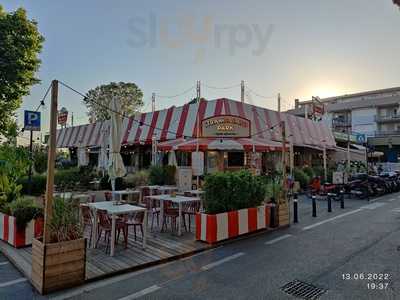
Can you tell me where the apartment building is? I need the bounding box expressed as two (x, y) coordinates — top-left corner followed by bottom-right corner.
(286, 86), (400, 162)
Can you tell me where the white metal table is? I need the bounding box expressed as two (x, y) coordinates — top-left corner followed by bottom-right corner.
(112, 190), (140, 202)
(148, 195), (201, 236)
(138, 185), (160, 202)
(156, 186), (178, 194)
(183, 189), (205, 196)
(86, 201), (147, 256)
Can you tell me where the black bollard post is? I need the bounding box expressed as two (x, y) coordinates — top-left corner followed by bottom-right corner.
(312, 195), (317, 217)
(340, 190), (345, 209)
(327, 194), (332, 212)
(270, 198), (277, 227)
(293, 193), (298, 223)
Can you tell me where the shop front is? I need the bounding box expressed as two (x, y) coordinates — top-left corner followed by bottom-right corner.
(55, 98), (336, 179)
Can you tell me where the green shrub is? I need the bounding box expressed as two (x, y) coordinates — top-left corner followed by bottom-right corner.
(0, 173), (22, 211)
(163, 165), (176, 185)
(5, 198), (43, 230)
(148, 165), (176, 186)
(294, 169), (310, 188)
(149, 166), (164, 185)
(48, 197), (82, 243)
(265, 181), (282, 202)
(33, 150), (47, 174)
(302, 166), (315, 179)
(124, 170), (149, 188)
(18, 175), (47, 196)
(54, 166), (96, 190)
(204, 170), (266, 214)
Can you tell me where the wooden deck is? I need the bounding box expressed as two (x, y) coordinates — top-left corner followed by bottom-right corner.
(0, 222), (211, 281)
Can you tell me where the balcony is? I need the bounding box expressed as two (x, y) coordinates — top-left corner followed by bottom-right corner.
(374, 130), (400, 137)
(374, 115), (400, 123)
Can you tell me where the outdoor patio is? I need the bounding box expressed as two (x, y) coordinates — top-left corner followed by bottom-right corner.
(3, 219), (210, 281)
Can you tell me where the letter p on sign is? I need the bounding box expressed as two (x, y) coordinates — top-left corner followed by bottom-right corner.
(24, 110), (41, 131)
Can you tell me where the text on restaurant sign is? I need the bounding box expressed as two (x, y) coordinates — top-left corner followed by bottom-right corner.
(201, 115), (251, 137)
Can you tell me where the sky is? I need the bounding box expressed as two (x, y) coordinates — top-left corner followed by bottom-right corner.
(2, 0), (400, 142)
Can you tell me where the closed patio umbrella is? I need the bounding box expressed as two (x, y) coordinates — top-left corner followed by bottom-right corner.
(98, 122), (109, 175)
(108, 97), (126, 199)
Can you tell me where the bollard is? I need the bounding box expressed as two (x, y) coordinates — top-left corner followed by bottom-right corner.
(312, 195), (317, 217)
(327, 194), (332, 212)
(270, 201), (277, 227)
(340, 190), (345, 209)
(293, 193), (298, 223)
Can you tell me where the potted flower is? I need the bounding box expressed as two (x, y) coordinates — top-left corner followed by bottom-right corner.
(31, 196), (86, 294)
(0, 197), (43, 247)
(0, 170), (44, 248)
(195, 171), (271, 244)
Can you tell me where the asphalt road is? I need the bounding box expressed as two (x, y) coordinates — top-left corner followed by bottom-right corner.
(0, 252), (45, 300)
(46, 192), (400, 300)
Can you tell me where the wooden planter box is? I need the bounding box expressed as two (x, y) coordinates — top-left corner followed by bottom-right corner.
(31, 238), (86, 294)
(0, 213), (43, 248)
(278, 202), (289, 227)
(195, 205), (270, 244)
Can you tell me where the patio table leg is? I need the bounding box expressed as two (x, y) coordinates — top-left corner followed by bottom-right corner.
(143, 210), (147, 249)
(178, 202), (182, 236)
(160, 200), (164, 232)
(91, 208), (98, 248)
(110, 214), (116, 256)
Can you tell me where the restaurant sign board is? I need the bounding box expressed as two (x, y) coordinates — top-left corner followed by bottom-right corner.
(201, 115), (251, 138)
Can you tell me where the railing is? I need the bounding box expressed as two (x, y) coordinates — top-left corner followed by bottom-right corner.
(374, 115), (400, 122)
(374, 130), (400, 136)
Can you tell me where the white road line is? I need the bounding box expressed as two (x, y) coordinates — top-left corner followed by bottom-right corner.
(117, 285), (161, 300)
(0, 262), (9, 266)
(302, 209), (363, 231)
(265, 234), (293, 245)
(0, 278), (27, 288)
(200, 252), (245, 271)
(360, 202), (386, 210)
(388, 198), (397, 202)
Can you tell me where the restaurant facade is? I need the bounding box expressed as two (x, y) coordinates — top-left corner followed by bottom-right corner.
(56, 98), (336, 183)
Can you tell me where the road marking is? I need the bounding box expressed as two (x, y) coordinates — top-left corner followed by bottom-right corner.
(200, 252), (245, 271)
(265, 234), (293, 245)
(0, 278), (27, 288)
(118, 285), (161, 300)
(392, 208), (400, 212)
(0, 262), (9, 266)
(388, 198), (397, 202)
(49, 261), (177, 300)
(302, 209), (363, 231)
(361, 202), (386, 210)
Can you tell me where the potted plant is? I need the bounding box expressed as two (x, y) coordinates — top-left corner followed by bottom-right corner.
(0, 197), (43, 247)
(31, 196), (86, 294)
(195, 170), (271, 243)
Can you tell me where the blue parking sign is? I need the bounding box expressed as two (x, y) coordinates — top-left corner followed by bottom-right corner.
(24, 110), (41, 131)
(356, 134), (365, 144)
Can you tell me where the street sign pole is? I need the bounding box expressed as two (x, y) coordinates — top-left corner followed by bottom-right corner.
(28, 130), (33, 194)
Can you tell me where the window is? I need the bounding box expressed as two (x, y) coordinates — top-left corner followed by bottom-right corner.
(206, 151), (219, 174)
(176, 151), (191, 166)
(227, 152), (244, 167)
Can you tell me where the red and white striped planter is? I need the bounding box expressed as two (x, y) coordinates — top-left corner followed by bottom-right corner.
(195, 205), (270, 244)
(0, 213), (44, 248)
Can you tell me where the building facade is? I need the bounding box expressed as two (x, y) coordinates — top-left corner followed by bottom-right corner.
(286, 86), (400, 162)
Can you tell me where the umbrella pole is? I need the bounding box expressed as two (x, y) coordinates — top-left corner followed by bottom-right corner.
(111, 178), (116, 201)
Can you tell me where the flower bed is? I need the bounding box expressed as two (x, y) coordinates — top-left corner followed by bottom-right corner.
(195, 205), (271, 243)
(0, 212), (43, 248)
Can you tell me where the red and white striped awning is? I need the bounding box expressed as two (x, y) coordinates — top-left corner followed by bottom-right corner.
(56, 98), (336, 149)
(158, 138), (284, 152)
